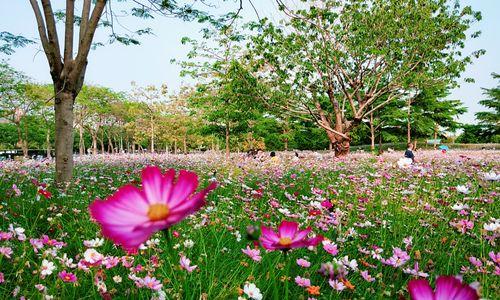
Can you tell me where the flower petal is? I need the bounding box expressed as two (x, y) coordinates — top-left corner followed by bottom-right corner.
(408, 279), (434, 300)
(167, 170), (199, 206)
(142, 166), (175, 205)
(278, 220), (298, 239)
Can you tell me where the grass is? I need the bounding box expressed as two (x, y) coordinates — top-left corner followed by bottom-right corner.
(0, 150), (498, 299)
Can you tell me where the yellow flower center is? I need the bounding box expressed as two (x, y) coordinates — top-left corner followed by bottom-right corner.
(147, 204), (169, 221)
(278, 237), (292, 246)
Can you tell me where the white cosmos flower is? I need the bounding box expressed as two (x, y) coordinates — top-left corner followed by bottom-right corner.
(483, 171), (500, 181)
(451, 203), (469, 211)
(40, 259), (56, 276)
(243, 283), (263, 300)
(83, 249), (104, 264)
(483, 222), (500, 232)
(397, 158), (413, 168)
(456, 185), (470, 194)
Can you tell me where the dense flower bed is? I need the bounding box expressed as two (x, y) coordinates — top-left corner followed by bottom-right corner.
(0, 150), (498, 299)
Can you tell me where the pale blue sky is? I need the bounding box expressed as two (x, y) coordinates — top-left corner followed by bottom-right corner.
(1, 0), (499, 124)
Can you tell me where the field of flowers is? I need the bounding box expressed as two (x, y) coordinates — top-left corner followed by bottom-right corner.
(0, 150), (498, 299)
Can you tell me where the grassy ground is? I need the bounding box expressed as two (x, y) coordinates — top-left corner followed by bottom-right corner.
(0, 150), (498, 299)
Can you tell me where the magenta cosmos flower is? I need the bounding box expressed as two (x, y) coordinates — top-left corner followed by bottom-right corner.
(408, 276), (478, 300)
(260, 220), (323, 250)
(90, 166), (217, 251)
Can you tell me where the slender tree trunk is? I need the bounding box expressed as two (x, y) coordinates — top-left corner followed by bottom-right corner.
(407, 98), (411, 144)
(370, 112), (375, 151)
(92, 133), (98, 155)
(150, 116), (155, 153)
(99, 131), (105, 153)
(107, 134), (114, 153)
(54, 91), (75, 184)
(174, 140), (177, 154)
(225, 122), (230, 158)
(183, 134), (187, 154)
(433, 123), (438, 149)
(79, 125), (85, 155)
(378, 131), (383, 154)
(46, 127), (51, 158)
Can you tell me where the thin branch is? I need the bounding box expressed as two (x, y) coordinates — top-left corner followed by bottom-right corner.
(40, 0), (63, 73)
(64, 0), (75, 62)
(79, 0), (91, 46)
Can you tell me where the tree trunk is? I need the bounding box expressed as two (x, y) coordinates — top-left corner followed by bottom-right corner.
(78, 125), (85, 155)
(407, 98), (411, 144)
(378, 131), (383, 154)
(433, 123), (438, 150)
(92, 133), (98, 155)
(174, 140), (177, 154)
(225, 122), (230, 158)
(333, 139), (350, 157)
(99, 131), (105, 153)
(54, 91), (75, 184)
(183, 134), (187, 154)
(370, 112), (375, 151)
(46, 127), (51, 158)
(150, 116), (155, 153)
(107, 134), (114, 153)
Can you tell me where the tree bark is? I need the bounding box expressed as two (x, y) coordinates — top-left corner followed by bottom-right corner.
(183, 134), (187, 154)
(370, 112), (375, 151)
(407, 98), (411, 144)
(54, 90), (75, 184)
(46, 127), (51, 158)
(91, 132), (98, 155)
(150, 116), (155, 153)
(78, 125), (85, 155)
(225, 122), (230, 158)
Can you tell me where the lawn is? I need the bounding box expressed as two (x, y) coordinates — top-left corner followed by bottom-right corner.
(0, 150), (498, 299)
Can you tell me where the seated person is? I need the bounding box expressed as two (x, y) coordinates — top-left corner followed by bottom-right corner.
(404, 143), (415, 162)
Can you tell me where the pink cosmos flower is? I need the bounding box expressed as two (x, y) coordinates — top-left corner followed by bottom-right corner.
(0, 246), (13, 259)
(0, 232), (13, 240)
(295, 276), (311, 287)
(468, 257), (482, 268)
(242, 245), (262, 262)
(322, 241), (339, 256)
(102, 256), (120, 269)
(489, 251), (500, 265)
(0, 272), (4, 283)
(180, 255), (197, 272)
(12, 184), (21, 196)
(297, 258), (311, 268)
(90, 166), (217, 251)
(142, 276), (162, 291)
(58, 270), (77, 283)
(329, 279), (346, 291)
(408, 276), (478, 300)
(260, 220), (323, 250)
(361, 270), (375, 282)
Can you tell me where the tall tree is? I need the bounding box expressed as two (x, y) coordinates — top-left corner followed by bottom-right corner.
(249, 0), (483, 155)
(178, 27), (263, 157)
(25, 0), (239, 184)
(476, 73), (500, 140)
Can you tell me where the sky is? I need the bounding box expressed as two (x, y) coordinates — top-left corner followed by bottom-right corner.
(1, 0), (499, 124)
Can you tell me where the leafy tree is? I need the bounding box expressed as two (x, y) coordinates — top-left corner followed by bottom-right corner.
(249, 0), (483, 156)
(178, 27), (263, 157)
(475, 73), (500, 141)
(21, 0), (242, 184)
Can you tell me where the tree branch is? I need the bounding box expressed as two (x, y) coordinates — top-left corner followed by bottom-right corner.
(64, 0), (75, 62)
(71, 0), (107, 83)
(40, 0), (63, 74)
(79, 0), (91, 46)
(28, 0), (53, 68)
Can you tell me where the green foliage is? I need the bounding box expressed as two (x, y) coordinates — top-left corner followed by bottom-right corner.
(476, 73), (500, 134)
(248, 0), (483, 146)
